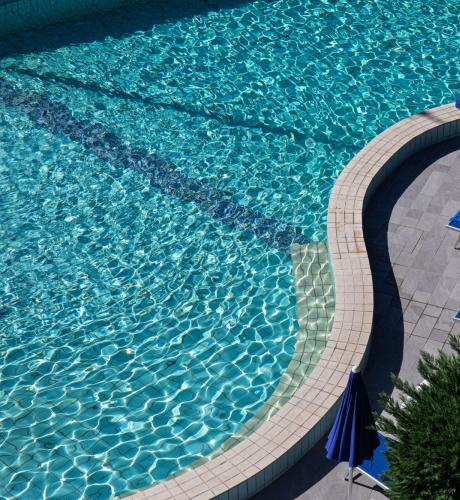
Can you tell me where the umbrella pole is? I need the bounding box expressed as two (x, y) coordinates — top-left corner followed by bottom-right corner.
(348, 467), (353, 500)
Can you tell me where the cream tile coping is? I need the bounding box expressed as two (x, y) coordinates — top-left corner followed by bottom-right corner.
(123, 103), (460, 500)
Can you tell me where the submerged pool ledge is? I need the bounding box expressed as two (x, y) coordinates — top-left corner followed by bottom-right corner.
(124, 103), (460, 500)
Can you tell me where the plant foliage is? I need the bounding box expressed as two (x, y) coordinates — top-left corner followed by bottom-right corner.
(377, 335), (460, 499)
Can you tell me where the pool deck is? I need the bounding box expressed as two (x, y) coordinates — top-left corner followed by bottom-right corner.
(252, 136), (460, 500)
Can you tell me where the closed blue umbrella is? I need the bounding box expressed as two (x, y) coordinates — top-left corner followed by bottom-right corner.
(325, 366), (380, 499)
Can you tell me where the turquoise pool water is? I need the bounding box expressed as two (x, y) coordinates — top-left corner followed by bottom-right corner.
(0, 0), (458, 497)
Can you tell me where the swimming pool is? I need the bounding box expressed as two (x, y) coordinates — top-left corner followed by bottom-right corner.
(0, 0), (458, 498)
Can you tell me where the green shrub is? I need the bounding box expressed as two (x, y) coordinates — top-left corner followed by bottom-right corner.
(377, 335), (460, 500)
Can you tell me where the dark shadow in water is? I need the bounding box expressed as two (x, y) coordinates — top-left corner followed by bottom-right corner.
(0, 0), (261, 58)
(5, 66), (311, 142)
(0, 76), (309, 251)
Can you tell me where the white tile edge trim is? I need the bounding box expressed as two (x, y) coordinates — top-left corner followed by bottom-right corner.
(123, 103), (460, 500)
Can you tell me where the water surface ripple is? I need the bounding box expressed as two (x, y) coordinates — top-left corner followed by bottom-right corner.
(0, 0), (459, 498)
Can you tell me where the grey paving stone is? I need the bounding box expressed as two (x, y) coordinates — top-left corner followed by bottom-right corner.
(428, 288), (452, 308)
(404, 301), (426, 323)
(449, 280), (460, 302)
(403, 334), (427, 364)
(428, 277), (458, 308)
(424, 305), (443, 318)
(412, 270), (440, 294)
(411, 192), (433, 212)
(393, 250), (416, 268)
(445, 258), (460, 280)
(427, 201), (445, 215)
(422, 339), (445, 357)
(416, 212), (440, 231)
(412, 290), (431, 303)
(441, 198), (460, 217)
(434, 309), (457, 332)
(399, 275), (419, 299)
(446, 297), (459, 310)
(388, 243), (404, 261)
(412, 315), (438, 338)
(412, 242), (445, 273)
(394, 226), (422, 249)
(428, 329), (450, 344)
(407, 208), (423, 220)
(403, 321), (415, 334)
(420, 171), (448, 197)
(451, 320), (460, 335)
(392, 264), (409, 280)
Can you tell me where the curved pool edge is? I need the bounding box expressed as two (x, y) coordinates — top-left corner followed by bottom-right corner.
(122, 103), (460, 500)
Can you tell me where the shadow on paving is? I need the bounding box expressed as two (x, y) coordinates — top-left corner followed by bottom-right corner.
(252, 135), (460, 499)
(0, 0), (258, 58)
(363, 135), (460, 406)
(250, 436), (387, 500)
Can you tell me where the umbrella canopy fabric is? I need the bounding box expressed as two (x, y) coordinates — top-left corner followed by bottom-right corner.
(325, 369), (380, 467)
(447, 209), (460, 230)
